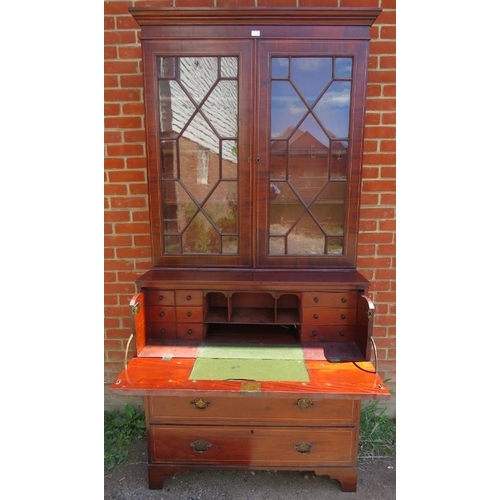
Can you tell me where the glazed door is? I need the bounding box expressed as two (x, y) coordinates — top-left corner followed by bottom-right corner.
(256, 40), (370, 269)
(142, 40), (253, 267)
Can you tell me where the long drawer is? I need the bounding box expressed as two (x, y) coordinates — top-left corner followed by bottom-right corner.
(147, 396), (358, 426)
(150, 425), (357, 466)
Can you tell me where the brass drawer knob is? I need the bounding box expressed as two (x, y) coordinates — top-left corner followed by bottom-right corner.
(294, 442), (314, 454)
(295, 398), (314, 410)
(190, 439), (212, 453)
(191, 397), (211, 410)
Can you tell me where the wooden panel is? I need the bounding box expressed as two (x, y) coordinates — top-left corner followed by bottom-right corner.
(301, 325), (356, 342)
(148, 323), (177, 341)
(111, 357), (391, 399)
(148, 306), (176, 323)
(148, 396), (358, 425)
(176, 306), (203, 323)
(146, 290), (175, 306)
(302, 292), (356, 308)
(176, 290), (203, 306)
(150, 425), (357, 466)
(176, 324), (204, 340)
(302, 308), (356, 325)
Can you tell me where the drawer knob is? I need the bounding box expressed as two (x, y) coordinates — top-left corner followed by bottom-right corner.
(190, 439), (212, 453)
(187, 311), (192, 318)
(340, 313), (346, 320)
(191, 397), (211, 410)
(159, 294), (164, 301)
(339, 331), (345, 337)
(294, 442), (314, 454)
(341, 297), (347, 303)
(159, 311), (165, 317)
(313, 313), (318, 319)
(187, 328), (193, 335)
(312, 330), (318, 337)
(186, 295), (192, 301)
(295, 398), (314, 410)
(314, 296), (319, 303)
(160, 328), (166, 334)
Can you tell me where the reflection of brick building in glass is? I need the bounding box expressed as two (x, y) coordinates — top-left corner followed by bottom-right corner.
(268, 128), (348, 255)
(158, 56), (239, 254)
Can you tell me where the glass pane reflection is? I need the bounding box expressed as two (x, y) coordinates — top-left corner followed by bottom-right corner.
(157, 56), (239, 255)
(268, 55), (351, 256)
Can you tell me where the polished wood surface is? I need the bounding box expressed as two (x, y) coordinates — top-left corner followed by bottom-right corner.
(111, 357), (390, 399)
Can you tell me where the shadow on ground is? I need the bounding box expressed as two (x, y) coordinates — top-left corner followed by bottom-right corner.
(105, 440), (396, 500)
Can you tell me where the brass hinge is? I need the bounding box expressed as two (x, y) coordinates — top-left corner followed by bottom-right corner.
(131, 302), (141, 315)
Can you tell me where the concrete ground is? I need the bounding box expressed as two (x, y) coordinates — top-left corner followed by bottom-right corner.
(104, 440), (396, 500)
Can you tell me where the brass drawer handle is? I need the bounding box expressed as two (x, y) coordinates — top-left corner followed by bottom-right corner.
(295, 398), (314, 410)
(294, 442), (314, 454)
(190, 439), (212, 453)
(191, 397), (211, 410)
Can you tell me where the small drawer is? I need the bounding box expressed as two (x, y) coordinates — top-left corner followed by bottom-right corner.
(148, 396), (358, 425)
(148, 323), (176, 340)
(302, 308), (356, 325)
(301, 325), (356, 342)
(302, 293), (356, 308)
(176, 306), (203, 323)
(146, 290), (175, 306)
(176, 290), (203, 306)
(148, 306), (176, 323)
(150, 425), (357, 466)
(177, 323), (204, 340)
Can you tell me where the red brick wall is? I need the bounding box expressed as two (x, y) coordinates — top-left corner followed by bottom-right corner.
(104, 0), (396, 410)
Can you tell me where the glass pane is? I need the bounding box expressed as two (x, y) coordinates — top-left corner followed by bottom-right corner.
(334, 57), (352, 79)
(271, 81), (307, 139)
(287, 212), (325, 255)
(269, 236), (286, 255)
(327, 237), (343, 255)
(157, 55), (240, 256)
(221, 57), (237, 78)
(159, 80), (196, 135)
(272, 58), (288, 78)
(314, 81), (351, 138)
(270, 141), (287, 180)
(221, 140), (238, 177)
(202, 80), (238, 137)
(204, 181), (238, 233)
(291, 57), (332, 105)
(182, 212), (221, 254)
(160, 140), (178, 179)
(268, 55), (353, 257)
(331, 140), (348, 179)
(179, 113), (219, 202)
(158, 57), (175, 78)
(179, 57), (218, 105)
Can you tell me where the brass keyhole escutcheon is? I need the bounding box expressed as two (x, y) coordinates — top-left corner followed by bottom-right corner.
(295, 398), (314, 410)
(294, 442), (314, 454)
(191, 397), (211, 410)
(190, 439), (212, 453)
